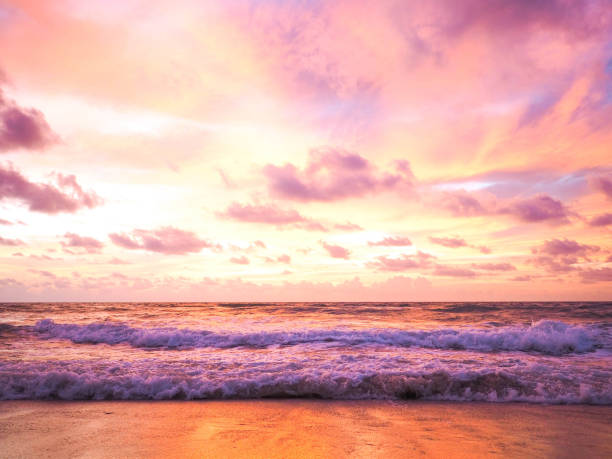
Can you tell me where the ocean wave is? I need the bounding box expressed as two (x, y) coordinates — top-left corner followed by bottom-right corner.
(32, 319), (600, 355)
(0, 363), (609, 403)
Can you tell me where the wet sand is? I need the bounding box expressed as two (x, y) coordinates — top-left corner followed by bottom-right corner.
(0, 401), (610, 458)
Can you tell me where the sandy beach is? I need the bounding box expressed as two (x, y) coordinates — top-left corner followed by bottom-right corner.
(0, 401), (610, 458)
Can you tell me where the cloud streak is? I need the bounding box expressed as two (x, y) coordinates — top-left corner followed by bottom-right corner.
(109, 227), (217, 255)
(61, 233), (104, 253)
(220, 202), (328, 231)
(367, 251), (435, 272)
(368, 236), (412, 247)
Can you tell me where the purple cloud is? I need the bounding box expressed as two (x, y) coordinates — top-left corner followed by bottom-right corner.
(368, 236), (412, 247)
(264, 147), (414, 201)
(591, 176), (612, 199)
(440, 190), (570, 223)
(109, 227), (217, 255)
(512, 275), (533, 282)
(503, 195), (569, 223)
(429, 236), (467, 248)
(0, 89), (57, 152)
(530, 238), (600, 274)
(321, 241), (350, 259)
(589, 213), (612, 226)
(0, 164), (102, 214)
(580, 268), (612, 283)
(533, 238), (599, 258)
(437, 0), (611, 40)
(61, 232), (104, 253)
(440, 190), (489, 217)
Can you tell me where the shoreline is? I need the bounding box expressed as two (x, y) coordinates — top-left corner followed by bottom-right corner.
(1, 400), (610, 458)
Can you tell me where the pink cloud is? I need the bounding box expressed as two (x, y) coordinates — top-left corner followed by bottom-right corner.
(0, 164), (102, 214)
(530, 238), (600, 274)
(429, 236), (467, 248)
(580, 267), (612, 283)
(230, 255), (250, 265)
(472, 262), (516, 271)
(440, 190), (490, 217)
(252, 240), (266, 249)
(277, 254), (291, 264)
(28, 269), (56, 278)
(367, 251), (435, 272)
(512, 275), (533, 282)
(297, 220), (328, 232)
(321, 241), (350, 259)
(0, 88), (57, 152)
(368, 236), (412, 247)
(263, 147), (414, 201)
(531, 256), (577, 273)
(589, 213), (612, 226)
(223, 201), (303, 224)
(220, 201), (328, 231)
(433, 265), (477, 278)
(0, 236), (24, 246)
(0, 218), (12, 225)
(478, 246), (492, 254)
(29, 254), (62, 261)
(108, 257), (130, 265)
(61, 232), (103, 253)
(334, 222), (363, 231)
(109, 227), (217, 255)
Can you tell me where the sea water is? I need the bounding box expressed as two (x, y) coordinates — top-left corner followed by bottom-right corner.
(0, 302), (610, 402)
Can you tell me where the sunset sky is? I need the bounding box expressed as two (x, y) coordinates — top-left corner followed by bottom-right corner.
(1, 0), (611, 301)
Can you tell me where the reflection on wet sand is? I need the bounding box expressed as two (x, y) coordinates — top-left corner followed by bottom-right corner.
(1, 401), (610, 458)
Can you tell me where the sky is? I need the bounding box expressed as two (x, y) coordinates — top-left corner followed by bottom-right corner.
(0, 0), (611, 301)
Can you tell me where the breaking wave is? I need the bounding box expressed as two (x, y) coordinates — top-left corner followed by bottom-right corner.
(32, 319), (599, 355)
(1, 362), (609, 403)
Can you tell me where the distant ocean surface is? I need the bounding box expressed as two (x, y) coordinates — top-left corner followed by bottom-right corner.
(1, 302), (610, 403)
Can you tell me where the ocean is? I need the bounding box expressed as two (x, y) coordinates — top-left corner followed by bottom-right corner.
(1, 302), (610, 403)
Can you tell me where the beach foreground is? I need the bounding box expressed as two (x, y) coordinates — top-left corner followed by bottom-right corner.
(0, 401), (610, 458)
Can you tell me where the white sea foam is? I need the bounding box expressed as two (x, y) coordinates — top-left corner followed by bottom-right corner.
(1, 360), (610, 403)
(32, 319), (600, 355)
